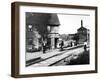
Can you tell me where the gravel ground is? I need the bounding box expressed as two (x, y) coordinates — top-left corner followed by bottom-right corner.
(53, 50), (89, 66)
(67, 50), (90, 65)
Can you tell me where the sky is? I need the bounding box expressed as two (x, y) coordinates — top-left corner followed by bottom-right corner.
(58, 14), (90, 34)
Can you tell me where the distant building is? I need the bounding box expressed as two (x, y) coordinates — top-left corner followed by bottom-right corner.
(26, 13), (60, 52)
(77, 20), (90, 44)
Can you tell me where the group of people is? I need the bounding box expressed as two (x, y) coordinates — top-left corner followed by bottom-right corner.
(42, 39), (87, 54)
(42, 40), (65, 53)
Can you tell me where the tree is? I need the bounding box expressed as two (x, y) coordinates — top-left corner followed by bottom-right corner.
(72, 34), (79, 45)
(60, 34), (69, 41)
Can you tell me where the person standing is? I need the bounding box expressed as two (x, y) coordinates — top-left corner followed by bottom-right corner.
(84, 42), (87, 51)
(42, 40), (47, 53)
(70, 41), (73, 47)
(60, 40), (64, 51)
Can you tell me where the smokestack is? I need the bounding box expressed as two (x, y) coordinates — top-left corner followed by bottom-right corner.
(81, 20), (83, 27)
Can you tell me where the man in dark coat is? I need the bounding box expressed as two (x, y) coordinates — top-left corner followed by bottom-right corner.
(42, 40), (46, 53)
(60, 40), (64, 51)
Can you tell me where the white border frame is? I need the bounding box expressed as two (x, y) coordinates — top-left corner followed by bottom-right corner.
(19, 5), (96, 75)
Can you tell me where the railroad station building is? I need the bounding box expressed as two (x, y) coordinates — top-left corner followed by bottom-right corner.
(26, 13), (60, 52)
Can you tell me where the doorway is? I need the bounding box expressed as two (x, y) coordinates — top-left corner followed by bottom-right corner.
(55, 38), (58, 48)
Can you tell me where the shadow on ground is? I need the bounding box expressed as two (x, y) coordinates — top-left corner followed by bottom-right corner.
(68, 50), (90, 65)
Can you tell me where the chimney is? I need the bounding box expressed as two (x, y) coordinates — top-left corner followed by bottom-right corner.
(81, 20), (83, 27)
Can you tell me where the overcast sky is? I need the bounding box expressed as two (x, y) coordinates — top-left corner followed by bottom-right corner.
(58, 14), (90, 34)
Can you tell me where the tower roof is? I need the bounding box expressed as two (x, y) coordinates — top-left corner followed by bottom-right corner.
(78, 27), (87, 31)
(26, 13), (60, 26)
(48, 14), (60, 26)
(77, 20), (87, 31)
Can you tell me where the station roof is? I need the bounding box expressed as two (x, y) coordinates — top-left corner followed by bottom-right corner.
(26, 13), (60, 26)
(77, 26), (87, 31)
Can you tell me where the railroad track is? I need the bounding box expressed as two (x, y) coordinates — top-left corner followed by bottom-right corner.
(28, 45), (84, 67)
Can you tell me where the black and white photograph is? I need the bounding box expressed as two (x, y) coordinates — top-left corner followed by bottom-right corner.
(11, 2), (97, 78)
(25, 13), (90, 67)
